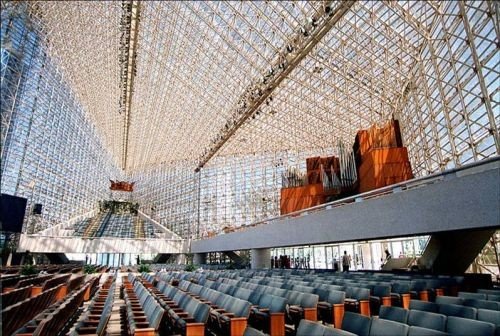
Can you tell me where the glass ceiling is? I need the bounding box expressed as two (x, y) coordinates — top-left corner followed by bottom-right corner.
(13, 0), (497, 174)
(1, 0), (498, 237)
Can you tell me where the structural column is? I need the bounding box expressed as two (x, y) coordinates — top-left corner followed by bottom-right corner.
(251, 248), (271, 269)
(193, 253), (207, 265)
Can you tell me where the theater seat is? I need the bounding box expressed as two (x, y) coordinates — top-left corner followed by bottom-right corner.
(408, 326), (449, 336)
(446, 316), (495, 336)
(438, 303), (477, 319)
(476, 309), (500, 336)
(342, 311), (372, 336)
(379, 305), (409, 324)
(409, 300), (439, 313)
(369, 317), (409, 336)
(408, 309), (447, 332)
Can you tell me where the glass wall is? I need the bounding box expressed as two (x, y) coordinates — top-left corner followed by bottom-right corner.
(271, 236), (430, 270)
(1, 4), (122, 233)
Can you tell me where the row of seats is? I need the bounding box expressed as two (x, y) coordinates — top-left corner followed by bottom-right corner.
(410, 298), (499, 319)
(159, 284), (210, 336)
(11, 274), (54, 290)
(173, 279), (252, 335)
(0, 284), (33, 309)
(296, 319), (355, 336)
(188, 276), (318, 328)
(473, 289), (500, 302)
(212, 274), (376, 318)
(161, 273), (320, 335)
(71, 275), (116, 335)
(436, 293), (500, 310)
(1, 274), (37, 288)
(379, 305), (500, 335)
(13, 281), (91, 335)
(2, 284), (64, 335)
(156, 269), (499, 334)
(123, 279), (165, 335)
(344, 307), (497, 336)
(198, 268), (465, 299)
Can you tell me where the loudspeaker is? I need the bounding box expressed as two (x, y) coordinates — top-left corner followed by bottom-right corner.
(33, 203), (42, 215)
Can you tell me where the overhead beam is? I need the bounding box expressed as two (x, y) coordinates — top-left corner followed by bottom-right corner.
(196, 1), (356, 171)
(120, 0), (140, 171)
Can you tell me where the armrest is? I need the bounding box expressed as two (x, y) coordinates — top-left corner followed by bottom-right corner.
(76, 326), (98, 334)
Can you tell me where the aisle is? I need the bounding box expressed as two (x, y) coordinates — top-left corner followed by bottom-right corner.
(107, 271), (126, 336)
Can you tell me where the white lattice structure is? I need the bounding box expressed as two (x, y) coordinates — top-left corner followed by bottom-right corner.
(1, 1), (498, 239)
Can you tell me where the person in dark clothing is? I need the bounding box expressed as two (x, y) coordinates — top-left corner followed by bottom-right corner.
(342, 250), (351, 272)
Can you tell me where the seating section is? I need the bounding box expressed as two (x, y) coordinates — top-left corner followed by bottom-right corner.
(156, 269), (498, 336)
(164, 289), (210, 336)
(123, 280), (165, 335)
(2, 284), (63, 335)
(0, 285), (33, 308)
(71, 275), (116, 336)
(13, 282), (90, 336)
(1, 267), (497, 336)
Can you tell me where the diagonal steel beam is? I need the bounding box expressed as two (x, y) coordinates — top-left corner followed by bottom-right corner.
(196, 1), (356, 171)
(120, 0), (140, 171)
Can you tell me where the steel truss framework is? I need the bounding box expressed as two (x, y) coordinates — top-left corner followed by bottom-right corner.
(1, 1), (498, 238)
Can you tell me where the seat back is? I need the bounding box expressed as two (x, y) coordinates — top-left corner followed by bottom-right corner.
(296, 319), (325, 336)
(488, 294), (500, 302)
(270, 295), (287, 313)
(372, 285), (391, 298)
(476, 308), (500, 336)
(301, 292), (319, 308)
(293, 285), (315, 294)
(379, 306), (409, 324)
(446, 316), (495, 336)
(409, 299), (439, 313)
(463, 298), (500, 311)
(478, 289), (500, 296)
(323, 326), (358, 336)
(193, 301), (210, 323)
(369, 318), (409, 336)
(435, 295), (463, 305)
(327, 290), (346, 304)
(458, 292), (487, 300)
(286, 290), (304, 306)
(408, 310), (447, 331)
(348, 287), (370, 301)
(258, 294), (273, 309)
(408, 326), (449, 336)
(342, 311), (372, 336)
(438, 303), (477, 319)
(392, 283), (410, 294)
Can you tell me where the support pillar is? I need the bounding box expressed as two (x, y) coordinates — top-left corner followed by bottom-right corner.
(193, 253), (207, 265)
(251, 248), (271, 269)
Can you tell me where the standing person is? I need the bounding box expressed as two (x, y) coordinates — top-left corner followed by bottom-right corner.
(342, 251), (351, 272)
(384, 249), (392, 263)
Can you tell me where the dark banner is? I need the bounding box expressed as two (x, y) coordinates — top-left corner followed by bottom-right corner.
(0, 194), (28, 232)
